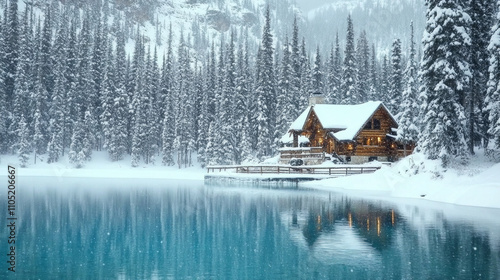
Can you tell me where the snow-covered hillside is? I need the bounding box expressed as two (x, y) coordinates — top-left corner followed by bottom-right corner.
(303, 0), (425, 55)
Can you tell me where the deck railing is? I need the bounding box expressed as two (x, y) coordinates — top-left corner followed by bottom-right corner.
(206, 165), (380, 176)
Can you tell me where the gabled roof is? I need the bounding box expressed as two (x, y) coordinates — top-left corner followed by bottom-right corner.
(288, 101), (397, 141)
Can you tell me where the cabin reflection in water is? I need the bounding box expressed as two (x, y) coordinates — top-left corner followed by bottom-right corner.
(285, 198), (398, 260)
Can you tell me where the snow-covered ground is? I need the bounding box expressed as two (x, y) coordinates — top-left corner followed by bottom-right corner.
(1, 151), (206, 181)
(2, 150), (499, 209)
(302, 151), (500, 209)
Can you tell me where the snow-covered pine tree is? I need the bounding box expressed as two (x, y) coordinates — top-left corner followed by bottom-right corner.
(255, 6), (275, 160)
(196, 63), (209, 167)
(17, 114), (30, 167)
(356, 30), (370, 103)
(396, 22), (419, 156)
(148, 47), (162, 164)
(101, 39), (114, 152)
(63, 19), (79, 152)
(486, 0), (500, 149)
(127, 31), (145, 155)
(312, 46), (324, 94)
(368, 45), (379, 101)
(467, 0), (496, 150)
(326, 43), (335, 103)
(161, 27), (176, 166)
(173, 32), (195, 168)
(4, 0), (20, 151)
(39, 6), (54, 97)
(326, 33), (342, 104)
(290, 17), (302, 115)
(379, 55), (390, 104)
(47, 61), (66, 163)
(69, 117), (86, 168)
(47, 11), (71, 163)
(130, 42), (149, 167)
(241, 36), (257, 161)
(4, 0), (18, 100)
(299, 38), (311, 108)
(220, 31), (237, 164)
(234, 37), (250, 164)
(388, 39), (403, 114)
(33, 77), (49, 159)
(108, 25), (128, 161)
(91, 15), (108, 151)
(341, 15), (358, 104)
(275, 36), (293, 148)
(418, 0), (472, 166)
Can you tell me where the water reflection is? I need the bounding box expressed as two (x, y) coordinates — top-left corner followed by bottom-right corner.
(0, 178), (499, 279)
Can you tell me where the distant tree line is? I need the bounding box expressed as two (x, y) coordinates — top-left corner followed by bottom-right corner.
(0, 0), (499, 168)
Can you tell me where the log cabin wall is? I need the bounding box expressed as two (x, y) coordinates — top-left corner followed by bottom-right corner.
(353, 108), (397, 157)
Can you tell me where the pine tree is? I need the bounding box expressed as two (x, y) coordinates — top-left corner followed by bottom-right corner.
(397, 22), (419, 156)
(33, 78), (49, 158)
(64, 19), (79, 153)
(39, 6), (54, 97)
(196, 63), (209, 167)
(91, 16), (108, 151)
(388, 39), (403, 114)
(379, 55), (390, 104)
(11, 5), (34, 154)
(312, 46), (324, 93)
(418, 0), (472, 166)
(234, 38), (251, 164)
(131, 42), (149, 167)
(486, 0), (500, 149)
(276, 36), (293, 147)
(47, 63), (65, 163)
(255, 6), (275, 160)
(290, 17), (302, 115)
(3, 0), (19, 151)
(17, 114), (30, 167)
(69, 118), (87, 168)
(467, 0), (496, 149)
(219, 32), (236, 164)
(161, 26), (176, 166)
(341, 15), (358, 104)
(326, 33), (341, 104)
(4, 0), (18, 99)
(356, 30), (370, 102)
(368, 45), (379, 101)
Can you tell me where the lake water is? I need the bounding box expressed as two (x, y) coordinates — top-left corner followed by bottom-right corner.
(1, 177), (500, 279)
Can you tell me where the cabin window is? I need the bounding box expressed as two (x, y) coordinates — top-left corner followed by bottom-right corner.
(363, 137), (383, 146)
(368, 156), (378, 162)
(364, 119), (381, 130)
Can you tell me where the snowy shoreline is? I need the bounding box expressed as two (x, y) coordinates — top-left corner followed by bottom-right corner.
(2, 151), (499, 209)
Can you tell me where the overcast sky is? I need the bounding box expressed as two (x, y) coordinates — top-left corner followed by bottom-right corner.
(295, 0), (334, 12)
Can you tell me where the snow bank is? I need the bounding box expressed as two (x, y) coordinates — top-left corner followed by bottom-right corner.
(1, 151), (206, 181)
(303, 152), (500, 209)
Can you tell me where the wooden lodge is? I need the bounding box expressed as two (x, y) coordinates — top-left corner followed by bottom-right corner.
(280, 93), (414, 164)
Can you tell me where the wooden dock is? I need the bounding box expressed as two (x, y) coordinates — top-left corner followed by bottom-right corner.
(206, 165), (380, 176)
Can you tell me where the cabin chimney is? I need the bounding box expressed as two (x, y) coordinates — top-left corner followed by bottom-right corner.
(309, 92), (325, 106)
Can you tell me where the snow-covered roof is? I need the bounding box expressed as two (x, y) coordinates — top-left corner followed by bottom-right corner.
(280, 133), (310, 144)
(288, 101), (396, 141)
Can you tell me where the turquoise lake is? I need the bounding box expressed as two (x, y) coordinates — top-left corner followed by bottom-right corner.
(1, 177), (500, 279)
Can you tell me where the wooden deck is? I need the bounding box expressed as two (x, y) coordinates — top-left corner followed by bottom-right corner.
(206, 165), (380, 176)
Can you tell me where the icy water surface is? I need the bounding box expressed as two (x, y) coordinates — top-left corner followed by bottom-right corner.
(1, 177), (500, 279)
